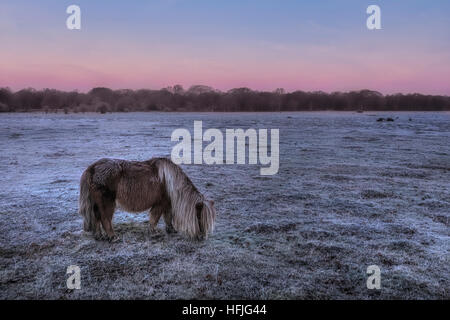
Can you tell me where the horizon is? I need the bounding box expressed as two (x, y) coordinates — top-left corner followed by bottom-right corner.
(2, 85), (450, 97)
(1, 1), (450, 95)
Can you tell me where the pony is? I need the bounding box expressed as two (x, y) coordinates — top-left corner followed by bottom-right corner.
(79, 157), (216, 242)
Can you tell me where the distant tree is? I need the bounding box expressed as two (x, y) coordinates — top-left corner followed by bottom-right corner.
(41, 89), (64, 109)
(173, 84), (185, 95)
(13, 88), (44, 110)
(115, 96), (134, 112)
(0, 88), (13, 109)
(89, 87), (115, 105)
(1, 86), (449, 112)
(274, 88), (285, 95)
(95, 102), (111, 114)
(187, 85), (217, 95)
(0, 102), (9, 112)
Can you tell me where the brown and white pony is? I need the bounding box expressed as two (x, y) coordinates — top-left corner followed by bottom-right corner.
(79, 157), (215, 242)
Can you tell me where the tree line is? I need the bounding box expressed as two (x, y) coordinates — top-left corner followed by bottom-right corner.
(0, 86), (449, 113)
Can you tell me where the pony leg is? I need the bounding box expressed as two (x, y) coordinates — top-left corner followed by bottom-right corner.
(92, 189), (117, 242)
(163, 210), (176, 234)
(90, 189), (107, 240)
(149, 206), (164, 233)
(94, 220), (103, 240)
(100, 199), (117, 242)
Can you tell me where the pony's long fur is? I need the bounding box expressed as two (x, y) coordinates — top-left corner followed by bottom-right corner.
(79, 157), (215, 241)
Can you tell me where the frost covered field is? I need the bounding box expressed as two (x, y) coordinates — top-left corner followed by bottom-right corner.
(0, 112), (449, 299)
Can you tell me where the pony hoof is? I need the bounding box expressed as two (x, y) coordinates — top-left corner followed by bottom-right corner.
(94, 234), (104, 241)
(108, 235), (120, 243)
(165, 227), (176, 234)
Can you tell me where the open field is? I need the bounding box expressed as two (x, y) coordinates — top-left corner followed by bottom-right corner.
(0, 111), (449, 299)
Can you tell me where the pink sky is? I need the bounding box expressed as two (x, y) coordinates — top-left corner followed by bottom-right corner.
(2, 42), (449, 95)
(1, 1), (449, 95)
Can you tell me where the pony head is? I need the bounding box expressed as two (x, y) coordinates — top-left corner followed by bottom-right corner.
(195, 199), (216, 240)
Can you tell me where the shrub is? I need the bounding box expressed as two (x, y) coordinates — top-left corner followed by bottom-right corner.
(0, 102), (9, 112)
(95, 102), (111, 114)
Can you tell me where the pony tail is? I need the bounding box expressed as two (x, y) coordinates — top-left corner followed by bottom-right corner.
(79, 169), (95, 232)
